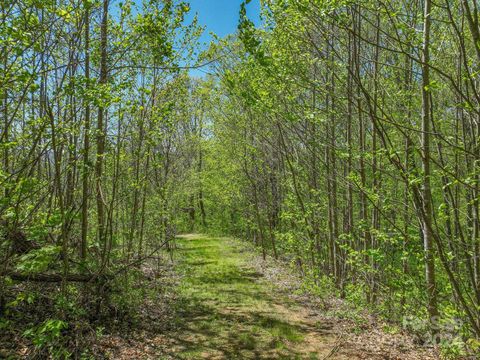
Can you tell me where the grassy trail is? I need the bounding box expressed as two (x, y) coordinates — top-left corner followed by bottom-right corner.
(163, 234), (346, 359)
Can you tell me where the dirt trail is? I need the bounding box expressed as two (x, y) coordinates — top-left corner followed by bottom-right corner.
(153, 234), (436, 359)
(100, 234), (437, 359)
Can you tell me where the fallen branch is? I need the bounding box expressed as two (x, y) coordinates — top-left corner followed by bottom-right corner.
(1, 272), (111, 283)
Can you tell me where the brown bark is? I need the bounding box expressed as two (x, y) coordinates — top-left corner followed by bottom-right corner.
(421, 0), (439, 322)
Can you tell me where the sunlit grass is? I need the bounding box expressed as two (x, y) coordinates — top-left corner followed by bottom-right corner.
(170, 234), (309, 359)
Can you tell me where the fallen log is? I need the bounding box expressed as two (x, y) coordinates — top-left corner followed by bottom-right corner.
(1, 272), (112, 283)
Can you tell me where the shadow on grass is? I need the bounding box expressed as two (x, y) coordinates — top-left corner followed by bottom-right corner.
(177, 245), (219, 252)
(170, 294), (312, 359)
(183, 260), (219, 266)
(163, 235), (328, 359)
(190, 267), (263, 286)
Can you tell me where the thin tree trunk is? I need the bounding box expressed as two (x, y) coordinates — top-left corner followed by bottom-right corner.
(421, 0), (439, 322)
(96, 0), (109, 269)
(80, 0), (91, 261)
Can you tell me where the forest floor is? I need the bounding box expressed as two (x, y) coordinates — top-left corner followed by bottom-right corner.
(98, 234), (439, 359)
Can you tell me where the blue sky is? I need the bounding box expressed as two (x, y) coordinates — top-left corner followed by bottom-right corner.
(187, 0), (261, 46)
(185, 0), (261, 76)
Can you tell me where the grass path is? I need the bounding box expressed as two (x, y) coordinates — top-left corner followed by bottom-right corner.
(162, 234), (347, 359)
(98, 233), (436, 359)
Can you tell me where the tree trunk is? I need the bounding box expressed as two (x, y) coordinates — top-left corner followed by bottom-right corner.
(80, 0), (91, 261)
(421, 0), (439, 323)
(96, 0), (109, 269)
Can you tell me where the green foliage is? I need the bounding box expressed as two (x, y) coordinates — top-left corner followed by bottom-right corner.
(298, 274), (337, 301)
(8, 291), (36, 308)
(439, 338), (467, 359)
(466, 338), (480, 355)
(23, 319), (69, 356)
(15, 246), (61, 274)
